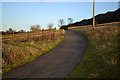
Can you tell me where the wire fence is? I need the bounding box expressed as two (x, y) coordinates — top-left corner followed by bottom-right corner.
(68, 21), (120, 30)
(2, 30), (65, 44)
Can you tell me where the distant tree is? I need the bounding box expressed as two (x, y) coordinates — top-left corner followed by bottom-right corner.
(8, 28), (13, 34)
(30, 25), (41, 31)
(58, 19), (65, 28)
(2, 31), (5, 35)
(6, 28), (16, 34)
(18, 29), (26, 33)
(30, 25), (35, 31)
(42, 28), (44, 31)
(47, 23), (53, 30)
(68, 18), (73, 27)
(35, 25), (41, 30)
(68, 18), (73, 24)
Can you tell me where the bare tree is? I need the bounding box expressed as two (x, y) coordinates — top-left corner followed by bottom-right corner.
(68, 18), (73, 27)
(35, 25), (41, 30)
(6, 28), (16, 34)
(47, 23), (53, 30)
(30, 25), (41, 31)
(8, 28), (13, 34)
(30, 25), (35, 31)
(59, 19), (65, 28)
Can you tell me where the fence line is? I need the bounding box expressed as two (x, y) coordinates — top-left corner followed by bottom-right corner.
(1, 30), (56, 39)
(2, 30), (64, 42)
(68, 21), (120, 29)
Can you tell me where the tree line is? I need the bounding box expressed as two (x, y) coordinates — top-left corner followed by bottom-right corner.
(2, 18), (73, 35)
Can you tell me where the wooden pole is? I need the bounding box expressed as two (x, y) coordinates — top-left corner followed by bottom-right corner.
(93, 0), (95, 30)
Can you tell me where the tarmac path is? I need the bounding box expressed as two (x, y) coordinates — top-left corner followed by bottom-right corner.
(3, 30), (87, 78)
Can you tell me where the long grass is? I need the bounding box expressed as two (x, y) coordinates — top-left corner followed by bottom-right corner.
(69, 24), (118, 78)
(2, 30), (60, 44)
(2, 30), (65, 73)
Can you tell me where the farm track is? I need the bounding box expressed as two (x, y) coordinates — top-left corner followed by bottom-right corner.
(3, 30), (87, 78)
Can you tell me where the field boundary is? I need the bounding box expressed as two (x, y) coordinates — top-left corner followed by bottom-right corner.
(2, 30), (64, 42)
(68, 21), (120, 29)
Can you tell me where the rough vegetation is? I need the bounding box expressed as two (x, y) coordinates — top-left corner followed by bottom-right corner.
(69, 24), (119, 78)
(2, 30), (65, 73)
(2, 30), (59, 44)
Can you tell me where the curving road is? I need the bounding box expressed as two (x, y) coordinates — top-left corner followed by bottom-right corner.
(3, 30), (87, 78)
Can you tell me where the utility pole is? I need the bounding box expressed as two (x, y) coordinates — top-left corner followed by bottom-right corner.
(93, 0), (95, 30)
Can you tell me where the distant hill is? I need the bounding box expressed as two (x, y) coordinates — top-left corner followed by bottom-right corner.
(61, 8), (120, 29)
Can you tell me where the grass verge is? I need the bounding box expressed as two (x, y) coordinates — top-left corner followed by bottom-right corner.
(69, 25), (118, 78)
(2, 31), (65, 73)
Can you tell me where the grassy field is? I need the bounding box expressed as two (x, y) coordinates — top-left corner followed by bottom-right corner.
(69, 24), (119, 78)
(2, 30), (65, 73)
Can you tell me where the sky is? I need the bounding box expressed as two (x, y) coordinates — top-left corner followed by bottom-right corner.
(2, 2), (119, 31)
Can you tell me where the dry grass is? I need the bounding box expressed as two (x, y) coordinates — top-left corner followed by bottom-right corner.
(2, 30), (65, 73)
(85, 25), (118, 66)
(69, 23), (118, 78)
(2, 30), (61, 44)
